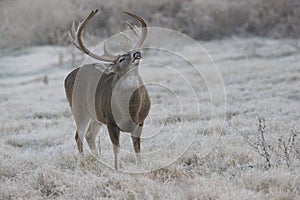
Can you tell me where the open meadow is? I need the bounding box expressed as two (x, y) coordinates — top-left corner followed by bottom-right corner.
(0, 0), (300, 199)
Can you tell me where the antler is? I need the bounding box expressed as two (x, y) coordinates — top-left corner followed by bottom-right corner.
(68, 9), (118, 62)
(124, 21), (139, 37)
(123, 11), (147, 49)
(68, 10), (148, 62)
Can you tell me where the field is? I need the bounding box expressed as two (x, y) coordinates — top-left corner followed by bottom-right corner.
(0, 36), (299, 199)
(1, 0), (300, 199)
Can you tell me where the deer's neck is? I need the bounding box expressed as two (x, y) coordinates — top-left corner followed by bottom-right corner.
(112, 69), (142, 90)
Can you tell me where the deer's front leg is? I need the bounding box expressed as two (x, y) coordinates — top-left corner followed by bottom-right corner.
(107, 122), (120, 170)
(131, 123), (143, 166)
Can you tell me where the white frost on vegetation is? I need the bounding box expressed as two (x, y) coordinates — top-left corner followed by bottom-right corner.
(0, 38), (300, 199)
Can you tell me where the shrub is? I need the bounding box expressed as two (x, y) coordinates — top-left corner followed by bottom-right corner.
(0, 0), (299, 50)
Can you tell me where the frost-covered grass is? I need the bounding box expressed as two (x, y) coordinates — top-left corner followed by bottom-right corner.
(0, 38), (300, 199)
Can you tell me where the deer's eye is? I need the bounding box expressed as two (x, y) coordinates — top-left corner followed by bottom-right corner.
(119, 57), (125, 63)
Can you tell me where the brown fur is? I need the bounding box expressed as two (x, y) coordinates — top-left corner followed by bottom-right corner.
(64, 66), (150, 130)
(65, 10), (149, 170)
(64, 63), (150, 169)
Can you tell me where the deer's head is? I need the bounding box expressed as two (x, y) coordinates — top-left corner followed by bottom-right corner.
(68, 9), (147, 76)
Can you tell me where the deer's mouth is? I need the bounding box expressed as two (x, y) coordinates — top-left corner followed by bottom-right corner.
(133, 52), (142, 60)
(132, 52), (142, 66)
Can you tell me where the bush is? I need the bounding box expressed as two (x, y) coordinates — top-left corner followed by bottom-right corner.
(0, 0), (299, 50)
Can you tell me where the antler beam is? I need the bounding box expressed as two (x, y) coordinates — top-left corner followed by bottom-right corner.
(68, 9), (118, 62)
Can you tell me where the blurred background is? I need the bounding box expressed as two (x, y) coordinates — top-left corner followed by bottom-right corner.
(1, 0), (299, 52)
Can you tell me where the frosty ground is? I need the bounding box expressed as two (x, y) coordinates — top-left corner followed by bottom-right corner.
(0, 37), (300, 199)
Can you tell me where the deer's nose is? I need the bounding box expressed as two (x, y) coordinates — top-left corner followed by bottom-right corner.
(133, 52), (142, 60)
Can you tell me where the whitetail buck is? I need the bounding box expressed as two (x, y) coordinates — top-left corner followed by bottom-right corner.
(64, 10), (150, 170)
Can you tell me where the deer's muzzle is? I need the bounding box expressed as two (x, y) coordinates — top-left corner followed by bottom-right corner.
(133, 51), (142, 60)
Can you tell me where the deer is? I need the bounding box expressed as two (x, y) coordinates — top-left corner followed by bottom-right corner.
(64, 9), (151, 170)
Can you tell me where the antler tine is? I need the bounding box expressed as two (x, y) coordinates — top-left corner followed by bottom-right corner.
(124, 21), (139, 37)
(123, 11), (147, 49)
(120, 32), (131, 41)
(119, 32), (134, 52)
(68, 9), (118, 62)
(68, 22), (81, 50)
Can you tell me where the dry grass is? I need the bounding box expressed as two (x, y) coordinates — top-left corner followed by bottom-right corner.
(0, 37), (300, 199)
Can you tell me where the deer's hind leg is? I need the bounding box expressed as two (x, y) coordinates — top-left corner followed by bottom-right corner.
(74, 114), (91, 155)
(75, 130), (83, 153)
(85, 120), (102, 156)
